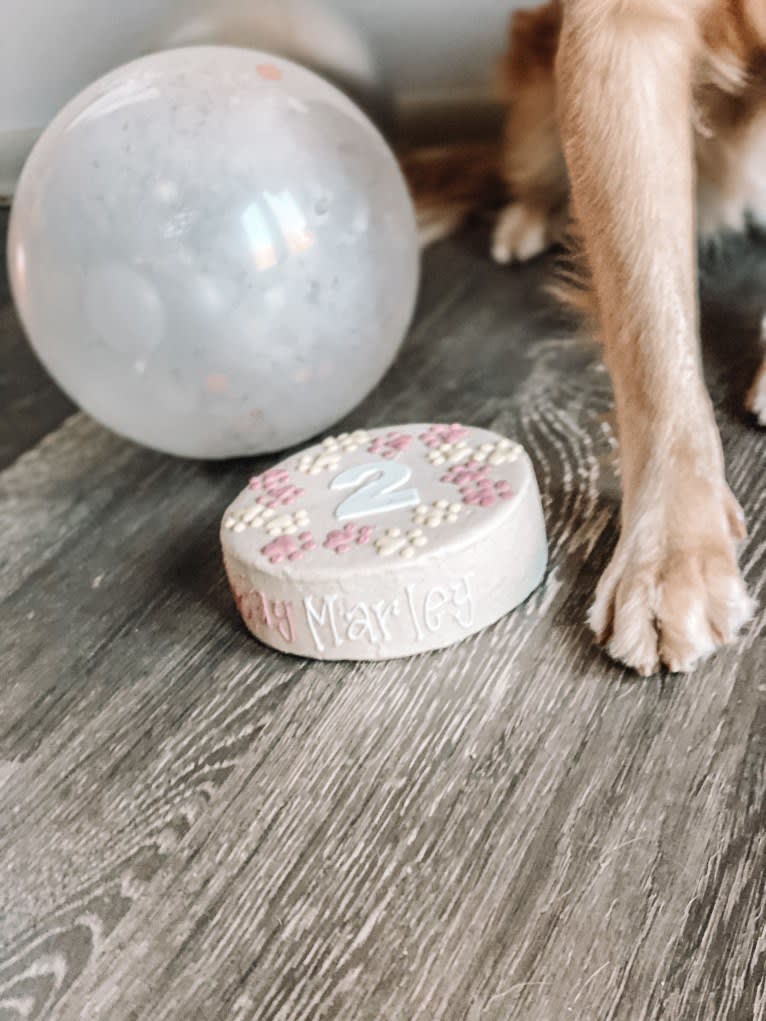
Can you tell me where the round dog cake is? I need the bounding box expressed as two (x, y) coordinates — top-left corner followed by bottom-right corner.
(221, 423), (547, 660)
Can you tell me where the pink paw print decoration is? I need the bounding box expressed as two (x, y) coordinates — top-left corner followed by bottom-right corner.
(367, 431), (413, 459)
(261, 532), (317, 564)
(442, 460), (514, 507)
(249, 468), (304, 509)
(419, 423), (468, 449)
(323, 523), (374, 554)
(441, 461), (488, 487)
(461, 477), (514, 507)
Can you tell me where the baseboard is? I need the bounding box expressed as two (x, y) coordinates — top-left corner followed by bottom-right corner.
(0, 127), (42, 204)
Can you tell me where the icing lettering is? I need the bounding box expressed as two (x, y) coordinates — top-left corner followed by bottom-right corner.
(346, 602), (378, 643)
(304, 594), (342, 653)
(404, 584), (425, 641)
(299, 577), (474, 652)
(239, 590), (296, 644)
(424, 586), (449, 632)
(372, 599), (401, 642)
(259, 592), (297, 643)
(422, 578), (474, 632)
(452, 575), (474, 629)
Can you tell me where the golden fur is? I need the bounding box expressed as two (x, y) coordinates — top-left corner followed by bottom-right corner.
(406, 0), (766, 674)
(495, 0), (766, 256)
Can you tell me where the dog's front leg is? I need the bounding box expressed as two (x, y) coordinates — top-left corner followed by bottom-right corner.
(557, 0), (753, 674)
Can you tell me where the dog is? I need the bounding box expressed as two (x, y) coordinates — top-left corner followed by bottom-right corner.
(405, 0), (765, 675)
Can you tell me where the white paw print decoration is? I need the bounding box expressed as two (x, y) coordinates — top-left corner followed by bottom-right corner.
(471, 438), (522, 466)
(295, 449), (341, 475)
(224, 503), (277, 532)
(295, 431), (370, 475)
(413, 500), (463, 528)
(374, 527), (429, 559)
(426, 440), (473, 467)
(324, 430), (369, 453)
(265, 509), (311, 537)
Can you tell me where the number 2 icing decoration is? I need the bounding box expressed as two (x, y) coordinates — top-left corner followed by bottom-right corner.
(330, 461), (421, 520)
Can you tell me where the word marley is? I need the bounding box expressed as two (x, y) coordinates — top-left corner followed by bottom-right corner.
(241, 576), (475, 654)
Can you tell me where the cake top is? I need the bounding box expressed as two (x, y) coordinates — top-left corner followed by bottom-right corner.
(221, 423), (532, 577)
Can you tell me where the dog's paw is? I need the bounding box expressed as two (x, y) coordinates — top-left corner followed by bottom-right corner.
(745, 361), (766, 426)
(589, 492), (754, 676)
(491, 203), (556, 264)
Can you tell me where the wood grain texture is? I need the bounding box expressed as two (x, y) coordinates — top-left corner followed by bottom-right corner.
(0, 217), (764, 1021)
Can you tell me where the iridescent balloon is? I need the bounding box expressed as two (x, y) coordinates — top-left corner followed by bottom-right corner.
(8, 46), (418, 458)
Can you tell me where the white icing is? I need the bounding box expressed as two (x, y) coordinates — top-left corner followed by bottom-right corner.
(221, 423), (548, 660)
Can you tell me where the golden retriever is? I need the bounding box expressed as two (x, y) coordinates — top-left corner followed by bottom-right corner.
(406, 0), (765, 675)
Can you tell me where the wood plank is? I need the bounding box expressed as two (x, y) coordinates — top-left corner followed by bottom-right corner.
(0, 210), (76, 470)
(0, 221), (764, 1021)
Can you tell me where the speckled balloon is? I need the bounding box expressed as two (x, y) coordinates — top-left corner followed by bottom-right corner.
(7, 46), (419, 458)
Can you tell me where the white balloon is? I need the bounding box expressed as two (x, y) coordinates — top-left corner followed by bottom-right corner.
(8, 46), (419, 458)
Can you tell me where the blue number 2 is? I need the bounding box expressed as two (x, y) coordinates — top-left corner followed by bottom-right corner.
(331, 461), (421, 521)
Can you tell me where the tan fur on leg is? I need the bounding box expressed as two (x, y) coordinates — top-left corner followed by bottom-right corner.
(558, 0), (754, 675)
(494, 2), (568, 263)
(696, 8), (766, 239)
(399, 142), (505, 248)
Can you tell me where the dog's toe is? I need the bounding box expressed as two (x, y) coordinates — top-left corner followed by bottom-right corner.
(745, 361), (766, 426)
(590, 544), (753, 677)
(491, 203), (550, 264)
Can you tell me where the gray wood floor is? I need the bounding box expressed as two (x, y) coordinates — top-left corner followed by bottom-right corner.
(1, 206), (765, 1021)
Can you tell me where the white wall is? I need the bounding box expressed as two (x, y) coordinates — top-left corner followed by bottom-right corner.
(0, 0), (536, 196)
